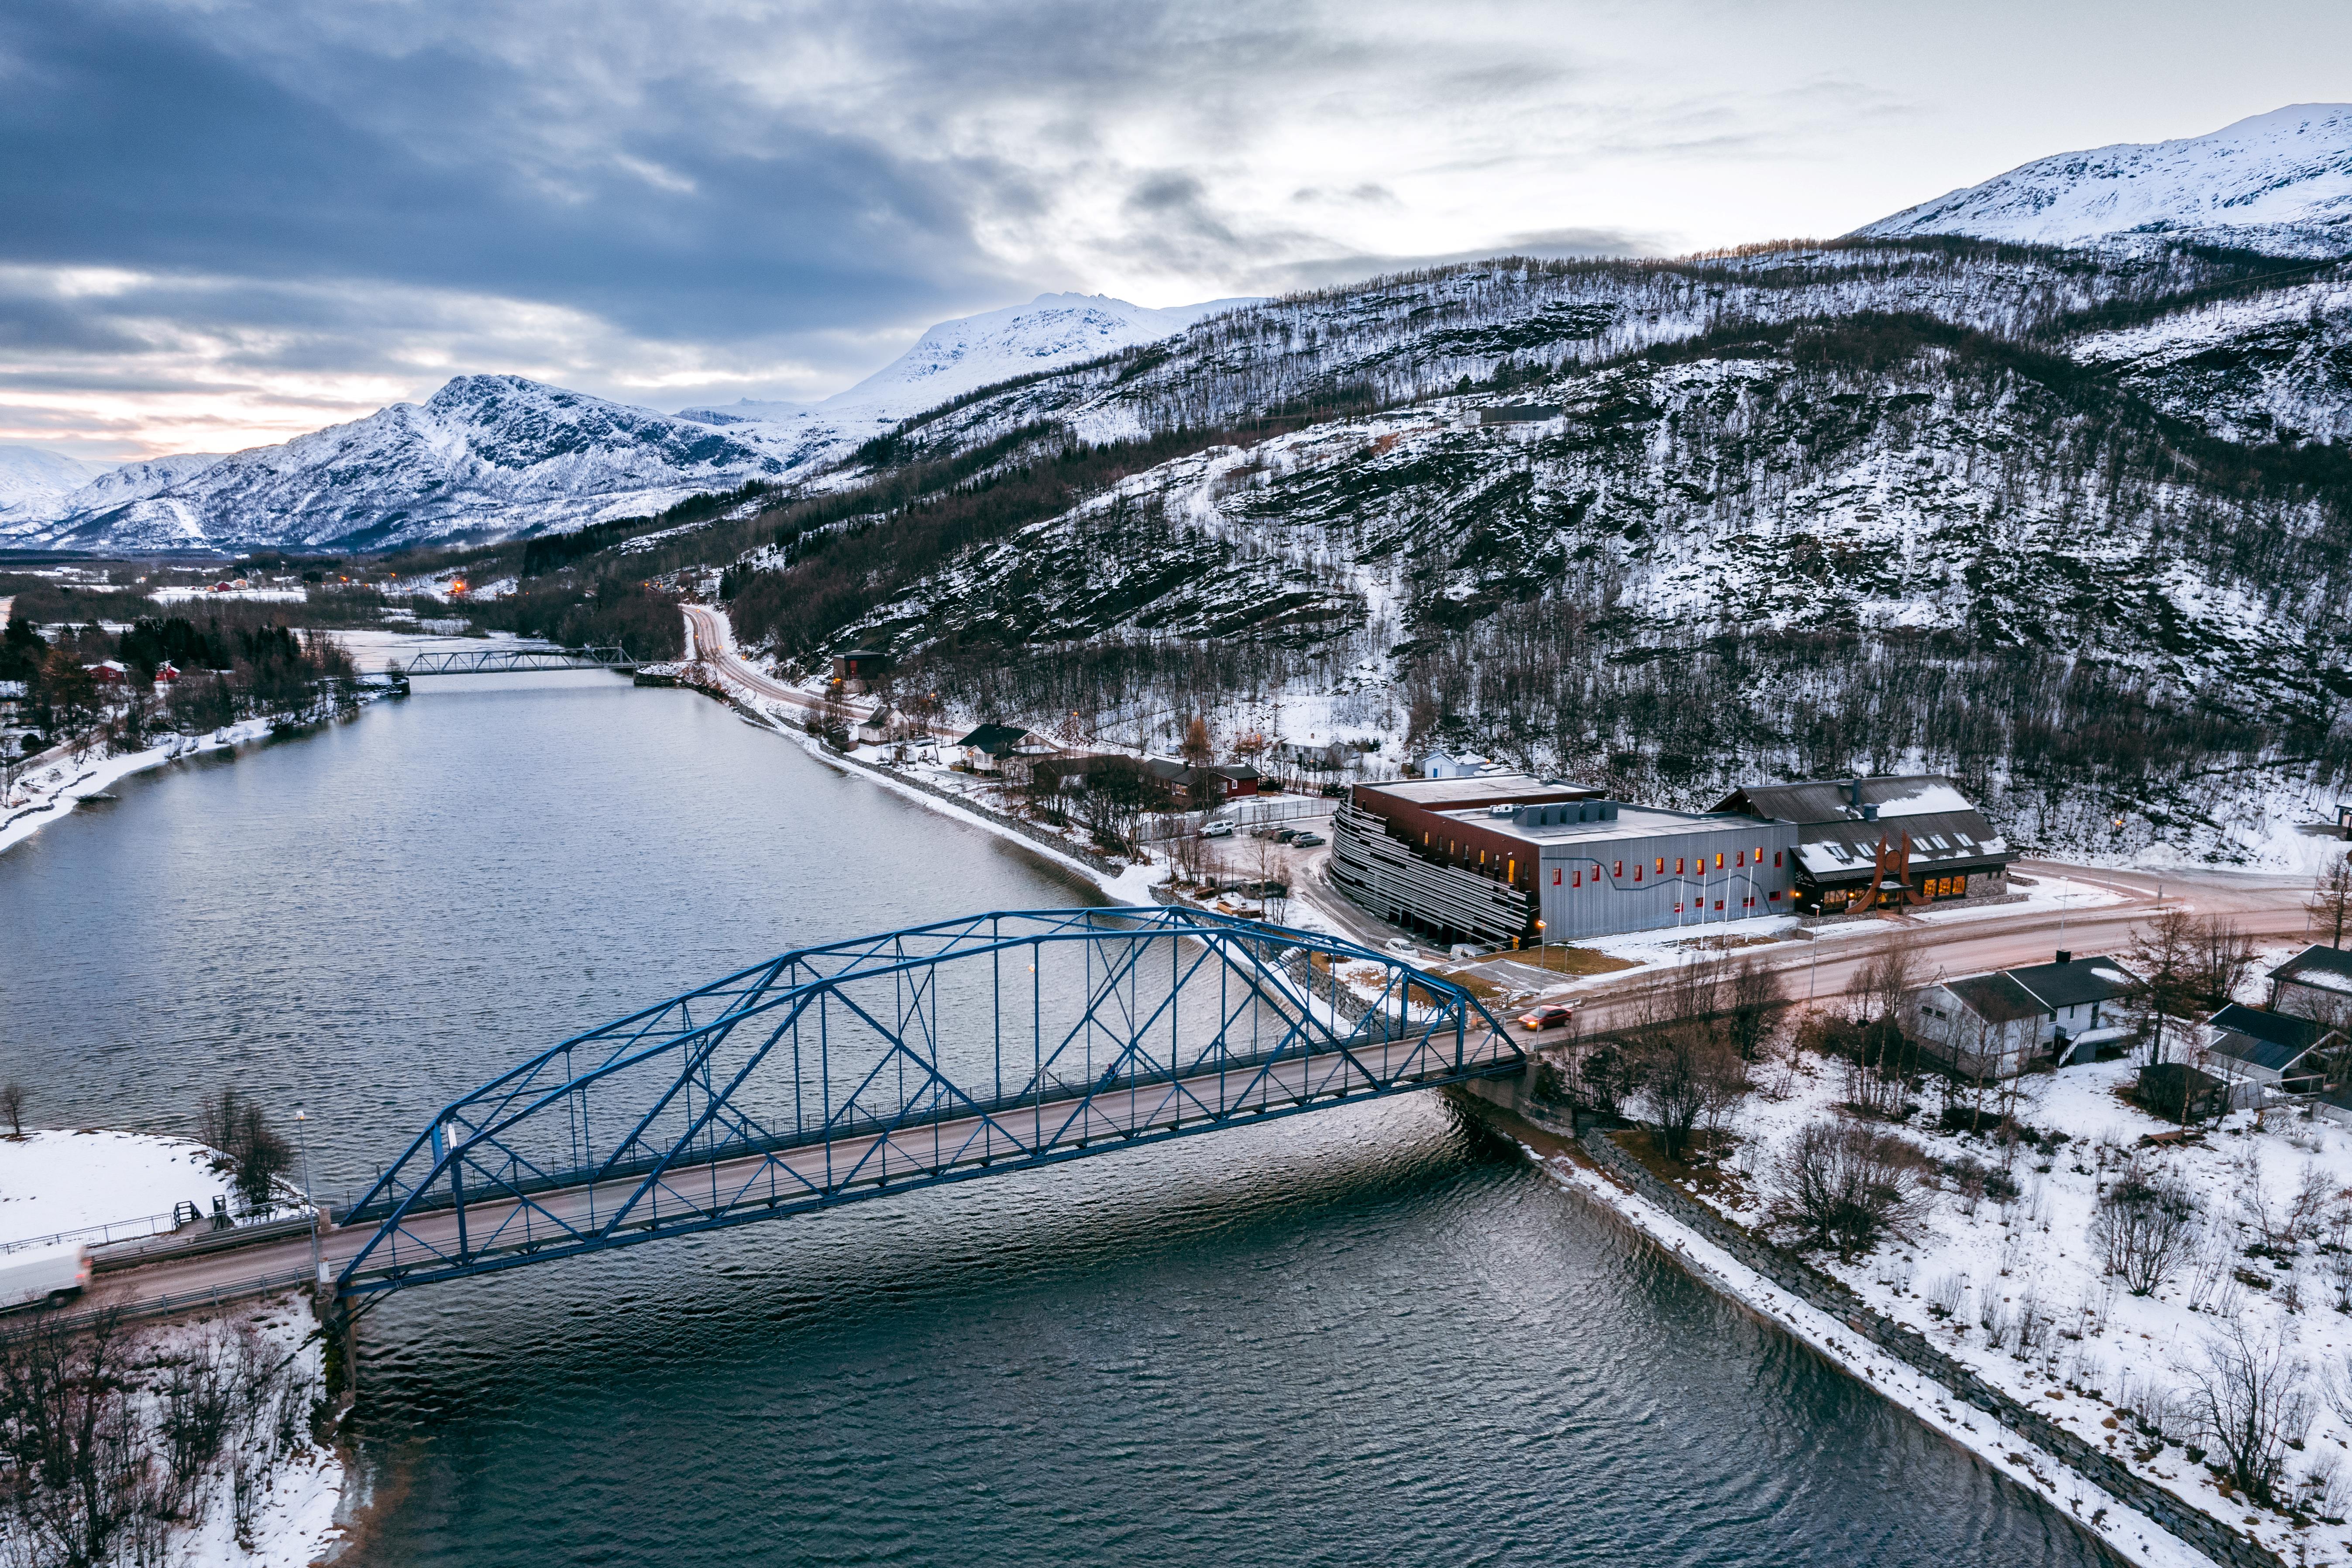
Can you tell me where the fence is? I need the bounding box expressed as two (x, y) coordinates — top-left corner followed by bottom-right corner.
(0, 1267), (318, 1344)
(0, 1210), (181, 1257)
(1135, 795), (1338, 842)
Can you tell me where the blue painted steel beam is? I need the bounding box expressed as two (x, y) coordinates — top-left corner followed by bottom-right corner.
(334, 907), (1517, 1297)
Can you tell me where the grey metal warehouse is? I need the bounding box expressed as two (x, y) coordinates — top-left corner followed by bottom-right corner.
(1331, 774), (1799, 947)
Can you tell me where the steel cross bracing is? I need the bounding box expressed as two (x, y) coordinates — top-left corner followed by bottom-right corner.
(334, 906), (1517, 1295)
(396, 646), (638, 676)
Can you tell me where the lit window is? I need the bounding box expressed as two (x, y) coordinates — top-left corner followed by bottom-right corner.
(1676, 857), (1685, 875)
(1654, 856), (1664, 874)
(1613, 860), (1622, 878)
(1633, 865), (1642, 882)
(1715, 852), (1724, 870)
(1754, 846), (1763, 863)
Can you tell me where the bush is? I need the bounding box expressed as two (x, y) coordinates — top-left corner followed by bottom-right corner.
(1771, 1118), (1930, 1258)
(2090, 1161), (2203, 1295)
(196, 1088), (294, 1214)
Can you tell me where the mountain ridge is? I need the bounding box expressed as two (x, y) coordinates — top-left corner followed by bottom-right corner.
(1854, 103), (2352, 256)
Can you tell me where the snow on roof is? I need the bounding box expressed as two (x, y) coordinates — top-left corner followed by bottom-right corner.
(2273, 944), (2352, 992)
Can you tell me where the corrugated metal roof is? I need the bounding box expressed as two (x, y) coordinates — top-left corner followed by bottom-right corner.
(2208, 1003), (2340, 1072)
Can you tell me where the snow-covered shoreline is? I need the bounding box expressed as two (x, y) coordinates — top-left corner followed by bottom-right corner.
(1517, 1130), (2215, 1568)
(0, 717), (276, 859)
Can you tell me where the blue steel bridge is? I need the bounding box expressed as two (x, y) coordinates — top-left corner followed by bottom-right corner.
(322, 905), (1520, 1300)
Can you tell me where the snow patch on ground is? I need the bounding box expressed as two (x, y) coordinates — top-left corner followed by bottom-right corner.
(0, 1131), (236, 1243)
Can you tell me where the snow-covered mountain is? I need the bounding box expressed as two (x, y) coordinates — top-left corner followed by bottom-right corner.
(681, 292), (1256, 435)
(692, 232), (2352, 864)
(4, 377), (787, 554)
(3, 292), (1258, 555)
(0, 445), (108, 521)
(1855, 104), (2352, 256)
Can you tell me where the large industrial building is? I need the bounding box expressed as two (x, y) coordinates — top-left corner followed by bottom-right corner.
(1331, 769), (2010, 947)
(1331, 775), (1798, 947)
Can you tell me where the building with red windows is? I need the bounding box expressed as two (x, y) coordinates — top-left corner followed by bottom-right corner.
(1331, 773), (1798, 947)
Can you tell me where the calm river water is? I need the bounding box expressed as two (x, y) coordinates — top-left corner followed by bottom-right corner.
(0, 674), (2116, 1566)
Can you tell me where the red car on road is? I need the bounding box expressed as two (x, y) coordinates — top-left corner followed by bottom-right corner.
(1516, 1004), (1574, 1032)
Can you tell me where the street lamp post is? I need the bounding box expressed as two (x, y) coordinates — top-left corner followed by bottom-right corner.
(295, 1109), (319, 1283)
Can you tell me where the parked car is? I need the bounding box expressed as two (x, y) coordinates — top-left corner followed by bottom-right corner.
(1200, 821), (1234, 839)
(1273, 828), (1301, 843)
(1384, 937), (1418, 956)
(1289, 831), (1326, 847)
(1516, 1004), (1574, 1032)
(0, 1242), (90, 1313)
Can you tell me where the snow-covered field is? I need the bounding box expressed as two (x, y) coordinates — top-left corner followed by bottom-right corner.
(0, 1131), (238, 1244)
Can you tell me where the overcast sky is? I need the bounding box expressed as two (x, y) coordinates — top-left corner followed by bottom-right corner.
(4, 0), (2347, 462)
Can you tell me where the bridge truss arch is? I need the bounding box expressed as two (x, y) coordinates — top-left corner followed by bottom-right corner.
(393, 645), (638, 677)
(336, 907), (1516, 1295)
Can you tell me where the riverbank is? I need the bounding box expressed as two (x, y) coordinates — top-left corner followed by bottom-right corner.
(0, 716), (277, 858)
(1458, 1093), (2219, 1568)
(674, 643), (1168, 905)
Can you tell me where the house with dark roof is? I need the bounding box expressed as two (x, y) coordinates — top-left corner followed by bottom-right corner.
(2204, 1003), (2343, 1101)
(1902, 951), (2141, 1077)
(955, 723), (1054, 776)
(1140, 758), (1261, 808)
(2268, 945), (2352, 1029)
(2005, 951), (2141, 1065)
(1709, 775), (2015, 915)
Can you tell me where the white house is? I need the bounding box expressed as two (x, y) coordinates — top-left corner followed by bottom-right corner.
(2002, 951), (2140, 1065)
(1419, 751), (1492, 780)
(1904, 973), (2051, 1080)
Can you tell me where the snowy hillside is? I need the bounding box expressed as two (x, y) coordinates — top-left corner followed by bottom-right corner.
(1855, 104), (2352, 256)
(2, 377), (786, 554)
(0, 444), (106, 520)
(694, 236), (2352, 865)
(2069, 279), (2352, 446)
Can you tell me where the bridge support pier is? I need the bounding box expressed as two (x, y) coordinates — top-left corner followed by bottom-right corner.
(319, 1289), (359, 1414)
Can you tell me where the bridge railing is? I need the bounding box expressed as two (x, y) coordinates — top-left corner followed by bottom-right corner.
(334, 907), (1515, 1295)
